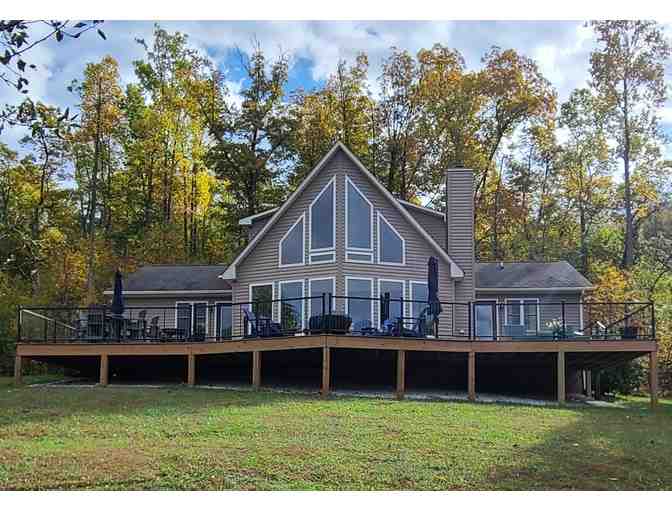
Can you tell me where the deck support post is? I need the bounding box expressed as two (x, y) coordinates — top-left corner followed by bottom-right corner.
(649, 351), (658, 409)
(557, 351), (566, 404)
(252, 351), (261, 389)
(468, 351), (476, 401)
(585, 370), (592, 398)
(14, 355), (23, 385)
(99, 354), (109, 386)
(321, 347), (330, 397)
(396, 350), (406, 400)
(187, 354), (196, 386)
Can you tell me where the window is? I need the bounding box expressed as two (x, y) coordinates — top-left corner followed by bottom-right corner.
(176, 302), (192, 334)
(309, 177), (335, 263)
(346, 252), (373, 263)
(310, 252), (335, 264)
(474, 300), (497, 340)
(377, 212), (405, 265)
(410, 281), (429, 321)
(279, 280), (304, 331)
(250, 283), (274, 320)
(505, 298), (540, 333)
(175, 301), (208, 338)
(216, 302), (232, 339)
(378, 280), (404, 327)
(345, 176), (373, 261)
(308, 277), (335, 318)
(279, 214), (304, 267)
(346, 277), (373, 332)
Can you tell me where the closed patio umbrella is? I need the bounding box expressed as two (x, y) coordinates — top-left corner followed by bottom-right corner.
(111, 269), (124, 316)
(428, 257), (443, 319)
(380, 292), (390, 324)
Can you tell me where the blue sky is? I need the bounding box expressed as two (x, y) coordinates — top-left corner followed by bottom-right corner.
(1, 20), (671, 151)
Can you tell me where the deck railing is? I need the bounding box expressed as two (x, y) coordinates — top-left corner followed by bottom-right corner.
(17, 297), (656, 344)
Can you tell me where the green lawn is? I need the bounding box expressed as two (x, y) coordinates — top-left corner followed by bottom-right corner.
(1, 378), (671, 490)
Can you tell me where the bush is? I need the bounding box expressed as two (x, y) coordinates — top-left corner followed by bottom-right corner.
(596, 360), (646, 396)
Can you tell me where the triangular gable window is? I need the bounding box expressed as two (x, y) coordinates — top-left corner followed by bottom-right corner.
(279, 214), (305, 267)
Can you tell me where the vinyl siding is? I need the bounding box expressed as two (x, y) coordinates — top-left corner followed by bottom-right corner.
(122, 295), (231, 338)
(446, 169), (475, 331)
(248, 216), (271, 242)
(233, 147), (459, 337)
(475, 291), (583, 335)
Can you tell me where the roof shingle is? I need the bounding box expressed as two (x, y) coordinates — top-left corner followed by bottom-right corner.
(475, 261), (593, 290)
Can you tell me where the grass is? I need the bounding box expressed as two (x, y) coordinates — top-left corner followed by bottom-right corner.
(1, 378), (671, 490)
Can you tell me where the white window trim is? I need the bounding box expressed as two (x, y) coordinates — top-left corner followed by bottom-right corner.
(345, 251), (374, 264)
(345, 175), (374, 256)
(308, 176), (336, 260)
(278, 279), (306, 331)
(278, 212), (305, 268)
(307, 277), (336, 318)
(503, 298), (541, 331)
(345, 276), (375, 332)
(409, 280), (429, 320)
(214, 300), (232, 339)
(377, 211), (406, 266)
(174, 301), (209, 336)
(310, 251), (336, 264)
(377, 279), (405, 328)
(248, 282), (276, 322)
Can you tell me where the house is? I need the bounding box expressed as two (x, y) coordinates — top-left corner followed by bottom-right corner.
(16, 142), (659, 404)
(113, 143), (593, 340)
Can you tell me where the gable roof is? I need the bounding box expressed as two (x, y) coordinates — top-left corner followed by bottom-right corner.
(222, 142), (464, 280)
(475, 261), (594, 291)
(103, 264), (232, 295)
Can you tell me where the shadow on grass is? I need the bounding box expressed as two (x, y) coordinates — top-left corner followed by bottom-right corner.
(483, 398), (672, 490)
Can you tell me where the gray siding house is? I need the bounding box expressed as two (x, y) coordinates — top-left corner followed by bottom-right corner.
(109, 142), (593, 341)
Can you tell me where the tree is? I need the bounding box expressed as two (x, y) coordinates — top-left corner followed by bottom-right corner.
(0, 20), (105, 93)
(558, 88), (614, 275)
(291, 54), (374, 184)
(589, 20), (671, 268)
(206, 46), (293, 246)
(71, 56), (123, 304)
(376, 48), (425, 200)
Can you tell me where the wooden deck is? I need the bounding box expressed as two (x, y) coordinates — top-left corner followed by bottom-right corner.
(14, 335), (659, 407)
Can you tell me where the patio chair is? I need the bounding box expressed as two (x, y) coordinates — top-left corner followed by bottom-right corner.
(242, 306), (283, 338)
(148, 316), (160, 340)
(86, 305), (106, 339)
(394, 307), (429, 337)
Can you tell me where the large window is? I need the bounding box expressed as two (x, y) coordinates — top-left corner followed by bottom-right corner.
(250, 283), (274, 320)
(309, 177), (335, 263)
(308, 277), (335, 318)
(175, 301), (208, 338)
(346, 277), (373, 332)
(279, 214), (304, 267)
(505, 298), (540, 333)
(377, 212), (405, 265)
(279, 280), (305, 331)
(345, 176), (373, 262)
(378, 279), (404, 327)
(410, 281), (429, 321)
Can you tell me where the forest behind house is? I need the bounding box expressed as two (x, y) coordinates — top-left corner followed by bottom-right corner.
(0, 21), (671, 393)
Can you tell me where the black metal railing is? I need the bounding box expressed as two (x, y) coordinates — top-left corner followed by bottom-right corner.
(17, 297), (656, 344)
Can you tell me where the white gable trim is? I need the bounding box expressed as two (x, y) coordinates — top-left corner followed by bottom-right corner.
(238, 207), (279, 225)
(220, 142), (464, 280)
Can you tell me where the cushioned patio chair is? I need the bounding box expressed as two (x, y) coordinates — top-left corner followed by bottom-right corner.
(243, 306), (283, 338)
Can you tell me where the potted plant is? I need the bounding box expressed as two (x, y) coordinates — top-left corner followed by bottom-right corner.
(546, 319), (564, 340)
